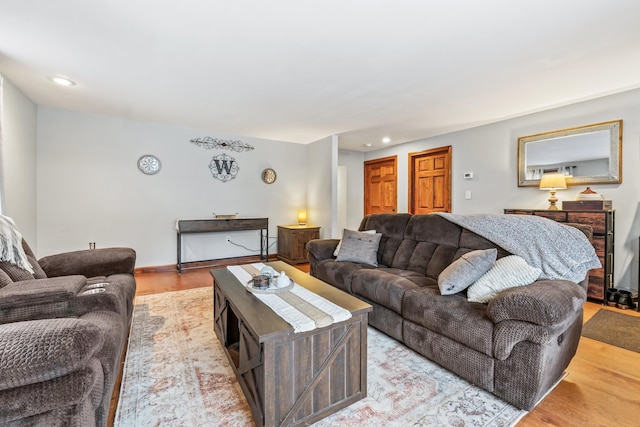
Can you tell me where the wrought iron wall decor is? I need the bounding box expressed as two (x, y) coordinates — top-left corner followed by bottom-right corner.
(209, 154), (239, 182)
(190, 136), (254, 152)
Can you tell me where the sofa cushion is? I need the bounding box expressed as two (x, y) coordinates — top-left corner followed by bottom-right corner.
(403, 287), (495, 356)
(336, 229), (382, 266)
(359, 213), (411, 267)
(312, 259), (374, 294)
(0, 318), (104, 390)
(22, 240), (47, 279)
(0, 359), (103, 423)
(0, 262), (36, 282)
(351, 268), (432, 314)
(0, 269), (13, 289)
(438, 248), (497, 295)
(467, 255), (542, 303)
(0, 241), (46, 285)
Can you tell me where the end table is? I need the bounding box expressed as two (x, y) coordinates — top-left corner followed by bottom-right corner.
(277, 225), (320, 264)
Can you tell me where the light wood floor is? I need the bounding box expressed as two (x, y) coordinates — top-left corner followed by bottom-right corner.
(127, 265), (640, 427)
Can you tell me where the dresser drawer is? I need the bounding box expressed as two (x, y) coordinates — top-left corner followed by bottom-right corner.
(567, 212), (606, 234)
(534, 211), (567, 222)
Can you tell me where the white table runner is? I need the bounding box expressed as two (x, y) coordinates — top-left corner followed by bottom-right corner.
(226, 263), (351, 332)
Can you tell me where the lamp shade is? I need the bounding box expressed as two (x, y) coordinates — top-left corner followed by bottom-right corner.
(539, 173), (567, 190)
(297, 209), (307, 225)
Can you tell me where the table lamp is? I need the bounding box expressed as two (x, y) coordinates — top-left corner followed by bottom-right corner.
(539, 173), (567, 210)
(297, 209), (307, 226)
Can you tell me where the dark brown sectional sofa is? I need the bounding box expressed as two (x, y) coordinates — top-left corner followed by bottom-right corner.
(0, 241), (136, 426)
(307, 213), (592, 410)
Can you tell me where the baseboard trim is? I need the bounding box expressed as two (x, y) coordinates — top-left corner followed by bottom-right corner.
(134, 254), (280, 274)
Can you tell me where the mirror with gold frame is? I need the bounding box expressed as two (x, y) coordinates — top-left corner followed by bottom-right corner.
(517, 120), (622, 187)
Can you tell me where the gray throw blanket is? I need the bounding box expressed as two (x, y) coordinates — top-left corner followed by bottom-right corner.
(436, 213), (601, 283)
(0, 214), (34, 274)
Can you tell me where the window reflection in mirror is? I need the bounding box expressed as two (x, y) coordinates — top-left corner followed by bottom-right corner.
(517, 120), (622, 187)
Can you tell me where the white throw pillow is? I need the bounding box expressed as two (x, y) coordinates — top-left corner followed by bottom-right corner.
(467, 255), (542, 303)
(438, 249), (497, 295)
(333, 229), (376, 257)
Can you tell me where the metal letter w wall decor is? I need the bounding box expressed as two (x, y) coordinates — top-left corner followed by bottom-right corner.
(209, 154), (239, 182)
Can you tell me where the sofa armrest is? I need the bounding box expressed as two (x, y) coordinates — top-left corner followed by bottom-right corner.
(0, 276), (87, 310)
(486, 280), (587, 326)
(0, 317), (103, 391)
(38, 247), (136, 278)
(306, 239), (340, 261)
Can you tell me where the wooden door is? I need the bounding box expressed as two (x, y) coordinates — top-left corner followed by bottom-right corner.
(409, 146), (452, 214)
(364, 156), (397, 215)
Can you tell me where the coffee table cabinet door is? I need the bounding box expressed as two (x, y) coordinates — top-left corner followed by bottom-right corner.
(238, 322), (265, 423)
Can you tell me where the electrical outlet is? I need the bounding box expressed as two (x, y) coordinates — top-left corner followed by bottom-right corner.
(226, 236), (231, 242)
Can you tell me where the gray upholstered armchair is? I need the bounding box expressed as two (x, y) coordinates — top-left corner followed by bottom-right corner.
(0, 238), (136, 427)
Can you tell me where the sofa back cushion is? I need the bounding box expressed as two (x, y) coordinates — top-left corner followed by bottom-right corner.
(359, 213), (411, 267)
(362, 213), (509, 280)
(0, 240), (47, 285)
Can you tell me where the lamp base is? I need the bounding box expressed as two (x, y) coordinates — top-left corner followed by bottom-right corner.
(547, 190), (559, 210)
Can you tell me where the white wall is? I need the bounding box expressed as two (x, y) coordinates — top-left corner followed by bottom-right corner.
(364, 88), (640, 292)
(306, 135), (338, 238)
(36, 107), (309, 267)
(0, 76), (38, 245)
(338, 149), (365, 231)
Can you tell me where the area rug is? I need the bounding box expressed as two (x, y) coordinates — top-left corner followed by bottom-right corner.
(581, 309), (640, 353)
(115, 286), (526, 426)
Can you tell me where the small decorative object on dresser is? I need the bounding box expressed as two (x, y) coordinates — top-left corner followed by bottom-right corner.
(563, 187), (612, 210)
(505, 208), (614, 301)
(277, 224), (320, 264)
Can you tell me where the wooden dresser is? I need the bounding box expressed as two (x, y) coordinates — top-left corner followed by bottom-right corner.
(277, 225), (321, 264)
(504, 209), (614, 302)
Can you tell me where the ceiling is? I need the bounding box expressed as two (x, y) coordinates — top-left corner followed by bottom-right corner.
(2, 1), (640, 152)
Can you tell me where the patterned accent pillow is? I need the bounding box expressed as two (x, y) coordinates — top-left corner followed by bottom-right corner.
(333, 229), (376, 257)
(336, 229), (382, 266)
(467, 255), (542, 303)
(438, 249), (497, 295)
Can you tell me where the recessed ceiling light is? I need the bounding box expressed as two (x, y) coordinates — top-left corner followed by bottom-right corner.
(364, 143), (373, 147)
(382, 137), (391, 144)
(48, 76), (76, 87)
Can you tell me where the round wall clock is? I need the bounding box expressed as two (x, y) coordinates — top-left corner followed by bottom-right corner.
(137, 154), (161, 175)
(261, 168), (277, 184)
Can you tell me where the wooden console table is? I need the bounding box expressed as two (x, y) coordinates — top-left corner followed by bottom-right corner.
(176, 218), (268, 273)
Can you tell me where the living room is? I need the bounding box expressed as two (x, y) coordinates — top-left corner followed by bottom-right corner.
(1, 1), (640, 426)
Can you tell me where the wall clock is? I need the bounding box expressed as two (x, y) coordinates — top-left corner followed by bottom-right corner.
(137, 154), (161, 175)
(261, 168), (277, 184)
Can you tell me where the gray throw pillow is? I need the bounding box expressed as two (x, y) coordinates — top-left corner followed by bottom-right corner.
(336, 229), (382, 266)
(333, 229), (376, 257)
(438, 248), (497, 295)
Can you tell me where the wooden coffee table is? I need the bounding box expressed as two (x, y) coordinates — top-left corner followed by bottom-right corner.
(211, 261), (372, 427)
